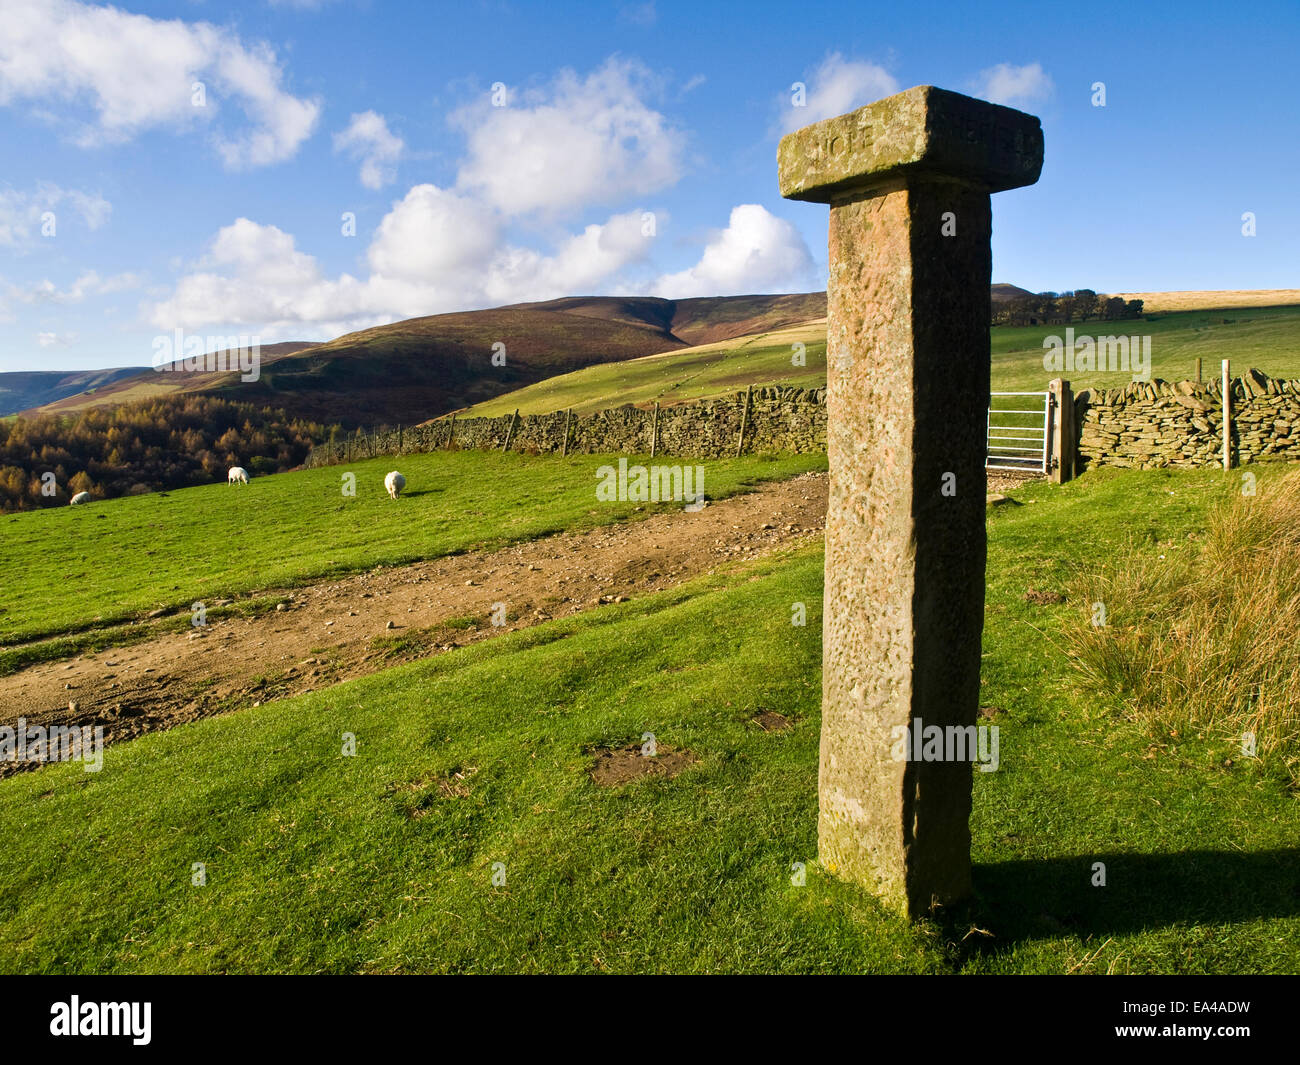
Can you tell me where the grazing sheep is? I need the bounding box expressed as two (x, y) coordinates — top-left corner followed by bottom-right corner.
(70, 491), (92, 506)
(228, 466), (249, 485)
(384, 470), (406, 500)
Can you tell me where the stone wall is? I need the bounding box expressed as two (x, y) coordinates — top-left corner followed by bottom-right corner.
(1076, 368), (1300, 469)
(304, 369), (1300, 473)
(304, 385), (827, 467)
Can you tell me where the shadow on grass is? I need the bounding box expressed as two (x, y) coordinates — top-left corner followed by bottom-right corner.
(950, 849), (1300, 956)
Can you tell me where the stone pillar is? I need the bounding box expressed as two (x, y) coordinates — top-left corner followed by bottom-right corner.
(779, 86), (1043, 917)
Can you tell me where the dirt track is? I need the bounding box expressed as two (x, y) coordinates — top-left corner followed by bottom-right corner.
(1, 473), (827, 775)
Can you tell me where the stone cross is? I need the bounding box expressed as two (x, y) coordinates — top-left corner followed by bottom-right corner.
(778, 86), (1043, 918)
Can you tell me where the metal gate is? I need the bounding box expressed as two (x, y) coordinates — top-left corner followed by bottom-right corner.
(987, 391), (1051, 473)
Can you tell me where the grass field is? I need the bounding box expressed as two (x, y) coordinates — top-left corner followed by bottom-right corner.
(991, 304), (1300, 391)
(460, 305), (1300, 417)
(1113, 289), (1300, 312)
(461, 321), (827, 418)
(0, 449), (825, 653)
(1, 461), (1297, 973)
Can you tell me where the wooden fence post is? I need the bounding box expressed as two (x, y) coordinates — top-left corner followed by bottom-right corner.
(650, 401), (659, 459)
(446, 412), (456, 450)
(561, 408), (572, 457)
(736, 385), (753, 457)
(1195, 356), (1202, 384)
(503, 409), (519, 452)
(1047, 378), (1075, 483)
(1222, 359), (1232, 470)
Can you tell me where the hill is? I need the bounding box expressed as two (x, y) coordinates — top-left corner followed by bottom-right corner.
(459, 300), (1300, 415)
(990, 282), (1035, 303)
(28, 287), (1295, 428)
(0, 366), (150, 418)
(26, 294), (829, 429)
(458, 320), (827, 417)
(28, 342), (318, 418)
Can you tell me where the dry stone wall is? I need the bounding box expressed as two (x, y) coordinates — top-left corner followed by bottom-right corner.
(304, 386), (828, 466)
(304, 369), (1300, 473)
(1076, 368), (1300, 469)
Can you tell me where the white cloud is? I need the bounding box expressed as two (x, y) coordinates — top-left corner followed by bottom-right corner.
(146, 194), (659, 338)
(0, 184), (110, 247)
(482, 210), (657, 305)
(7, 269), (142, 304)
(651, 204), (817, 298)
(782, 53), (899, 132)
(0, 0), (320, 168)
(366, 185), (500, 281)
(139, 57), (810, 340)
(971, 62), (1053, 108)
(37, 331), (78, 348)
(333, 110), (405, 190)
(452, 57), (684, 217)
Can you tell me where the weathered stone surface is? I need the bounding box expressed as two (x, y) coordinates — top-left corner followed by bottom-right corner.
(778, 85), (1044, 202)
(782, 87), (1043, 918)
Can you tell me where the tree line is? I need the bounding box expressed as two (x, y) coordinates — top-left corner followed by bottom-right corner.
(0, 395), (333, 513)
(992, 289), (1145, 327)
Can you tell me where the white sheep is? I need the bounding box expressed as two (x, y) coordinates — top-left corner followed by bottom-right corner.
(228, 466), (249, 485)
(384, 470), (406, 500)
(69, 491), (92, 506)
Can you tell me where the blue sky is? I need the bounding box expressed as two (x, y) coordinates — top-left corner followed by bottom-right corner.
(1, 0), (1296, 371)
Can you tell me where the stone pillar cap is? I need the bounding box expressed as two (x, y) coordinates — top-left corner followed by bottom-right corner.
(778, 85), (1044, 202)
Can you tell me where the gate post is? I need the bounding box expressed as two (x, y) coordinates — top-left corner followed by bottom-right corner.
(1048, 378), (1075, 483)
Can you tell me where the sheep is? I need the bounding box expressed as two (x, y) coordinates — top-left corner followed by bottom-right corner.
(228, 466), (249, 485)
(384, 470), (406, 500)
(70, 491), (92, 506)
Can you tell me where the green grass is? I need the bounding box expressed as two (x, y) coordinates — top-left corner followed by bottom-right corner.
(991, 304), (1300, 391)
(462, 306), (1300, 417)
(461, 322), (827, 417)
(2, 464), (1297, 973)
(0, 449), (825, 651)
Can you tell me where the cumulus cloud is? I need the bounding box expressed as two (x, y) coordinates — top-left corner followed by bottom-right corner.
(782, 53), (899, 132)
(651, 204), (817, 298)
(452, 57), (684, 217)
(971, 62), (1053, 108)
(147, 199), (816, 340)
(0, 0), (320, 167)
(142, 58), (814, 339)
(146, 193), (660, 338)
(333, 111), (405, 190)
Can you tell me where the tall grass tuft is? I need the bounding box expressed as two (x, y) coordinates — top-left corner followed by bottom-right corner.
(1067, 467), (1300, 785)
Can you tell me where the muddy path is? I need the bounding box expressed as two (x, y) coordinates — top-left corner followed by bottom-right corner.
(1, 473), (827, 775)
